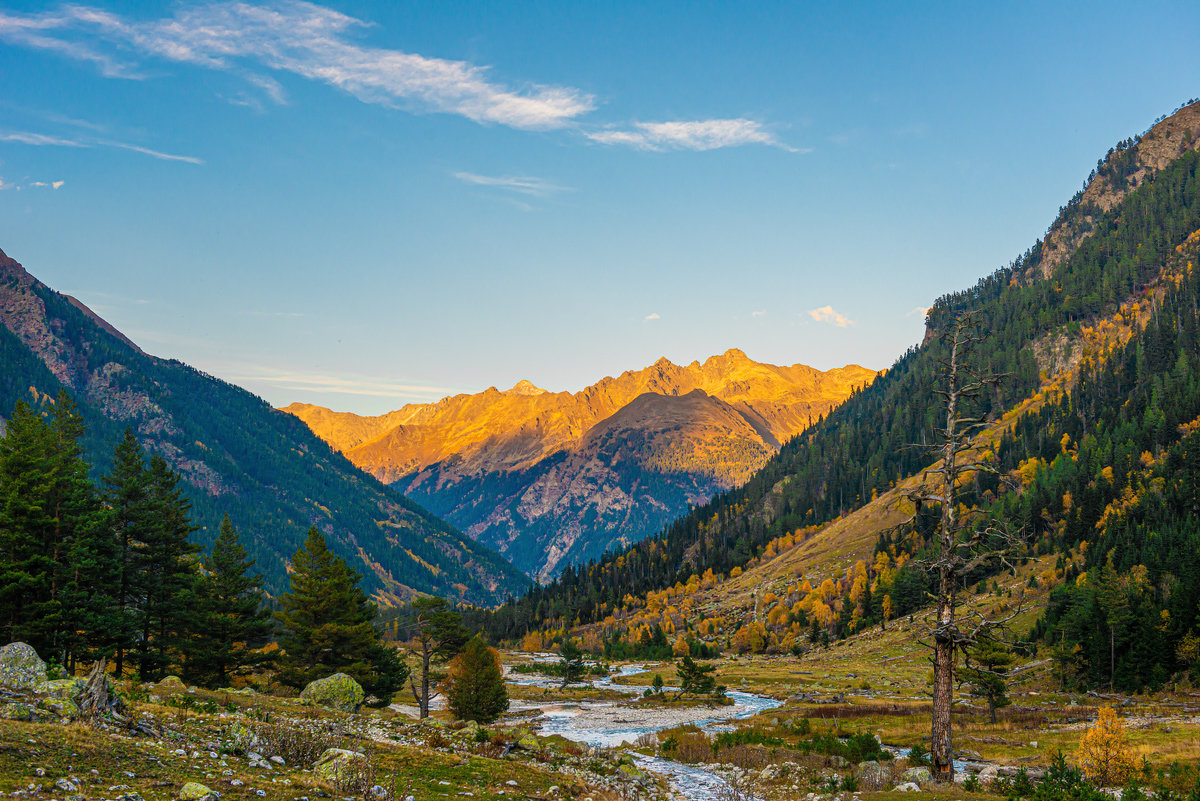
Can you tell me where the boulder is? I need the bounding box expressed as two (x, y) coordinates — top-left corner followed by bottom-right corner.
(313, 748), (369, 784)
(0, 642), (47, 690)
(903, 766), (933, 785)
(157, 675), (187, 693)
(516, 733), (541, 751)
(179, 782), (217, 800)
(896, 781), (922, 792)
(301, 673), (365, 713)
(857, 760), (891, 788)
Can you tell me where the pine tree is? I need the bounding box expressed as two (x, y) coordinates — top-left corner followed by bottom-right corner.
(960, 637), (1016, 723)
(183, 515), (273, 688)
(103, 429), (154, 678)
(558, 638), (586, 689)
(444, 635), (508, 723)
(674, 654), (717, 699)
(276, 527), (407, 703)
(405, 596), (467, 718)
(135, 454), (200, 681)
(0, 401), (60, 650)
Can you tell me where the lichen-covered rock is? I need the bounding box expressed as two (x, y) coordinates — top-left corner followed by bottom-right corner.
(903, 766), (933, 785)
(516, 733), (541, 751)
(40, 678), (83, 698)
(225, 722), (259, 753)
(0, 642), (47, 690)
(313, 748), (368, 784)
(37, 695), (79, 718)
(858, 760), (891, 788)
(896, 781), (922, 792)
(301, 673), (364, 713)
(617, 763), (644, 779)
(179, 782), (216, 800)
(157, 675), (187, 693)
(0, 701), (35, 721)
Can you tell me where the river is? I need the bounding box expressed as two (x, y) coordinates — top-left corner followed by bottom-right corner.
(508, 660), (783, 800)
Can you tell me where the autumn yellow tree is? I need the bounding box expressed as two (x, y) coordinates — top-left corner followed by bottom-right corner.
(1076, 707), (1136, 786)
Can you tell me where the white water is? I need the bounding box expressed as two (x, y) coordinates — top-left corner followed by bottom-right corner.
(509, 660), (782, 800)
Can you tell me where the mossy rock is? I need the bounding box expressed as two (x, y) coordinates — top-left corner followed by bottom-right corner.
(301, 673), (364, 713)
(516, 733), (541, 751)
(0, 642), (47, 690)
(618, 763), (645, 778)
(37, 695), (79, 718)
(0, 701), (35, 721)
(225, 722), (259, 753)
(157, 675), (187, 693)
(179, 781), (217, 799)
(313, 748), (368, 783)
(903, 766), (933, 785)
(39, 678), (84, 698)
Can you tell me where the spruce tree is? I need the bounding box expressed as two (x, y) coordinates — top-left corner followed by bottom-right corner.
(183, 515), (272, 688)
(134, 454), (200, 681)
(558, 638), (586, 689)
(276, 527), (407, 703)
(0, 401), (60, 650)
(960, 637), (1016, 723)
(444, 635), (508, 723)
(674, 654), (717, 699)
(103, 429), (153, 678)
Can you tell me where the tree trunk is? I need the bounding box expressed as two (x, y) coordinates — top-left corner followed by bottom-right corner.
(931, 569), (956, 783)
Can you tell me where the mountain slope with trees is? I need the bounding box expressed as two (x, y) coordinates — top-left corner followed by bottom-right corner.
(0, 250), (528, 605)
(477, 100), (1200, 691)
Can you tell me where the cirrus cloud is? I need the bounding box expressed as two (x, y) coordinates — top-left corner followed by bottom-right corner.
(586, 119), (804, 152)
(0, 1), (595, 131)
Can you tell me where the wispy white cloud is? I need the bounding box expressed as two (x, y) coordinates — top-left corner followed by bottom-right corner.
(808, 305), (854, 328)
(906, 306), (931, 318)
(224, 364), (453, 399)
(0, 131), (86, 147)
(586, 119), (803, 152)
(29, 180), (66, 189)
(104, 142), (204, 164)
(0, 129), (202, 164)
(452, 171), (570, 196)
(0, 2), (594, 130)
(644, 312), (661, 321)
(751, 310), (767, 317)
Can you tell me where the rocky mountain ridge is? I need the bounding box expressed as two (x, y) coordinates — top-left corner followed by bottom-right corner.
(286, 352), (877, 580)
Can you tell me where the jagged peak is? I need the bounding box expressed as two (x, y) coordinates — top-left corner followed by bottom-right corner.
(503, 379), (548, 396)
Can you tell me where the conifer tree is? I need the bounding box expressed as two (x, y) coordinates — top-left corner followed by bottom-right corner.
(405, 596), (467, 718)
(960, 637), (1015, 723)
(184, 515), (273, 688)
(558, 638), (586, 689)
(276, 527), (407, 703)
(674, 654), (718, 699)
(444, 635), (508, 723)
(103, 429), (154, 678)
(0, 401), (60, 650)
(135, 454), (200, 681)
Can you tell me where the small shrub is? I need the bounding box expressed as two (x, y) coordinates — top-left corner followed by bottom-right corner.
(841, 773), (859, 792)
(906, 743), (929, 767)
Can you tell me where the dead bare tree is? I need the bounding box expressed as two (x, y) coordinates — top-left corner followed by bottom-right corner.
(902, 311), (1027, 783)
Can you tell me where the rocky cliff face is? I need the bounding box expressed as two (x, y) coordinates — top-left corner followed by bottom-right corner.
(286, 351), (878, 580)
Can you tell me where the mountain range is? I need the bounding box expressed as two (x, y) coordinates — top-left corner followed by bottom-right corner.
(0, 249), (529, 605)
(286, 354), (877, 580)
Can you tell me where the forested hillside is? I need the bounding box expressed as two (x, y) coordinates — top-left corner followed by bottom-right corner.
(479, 100), (1200, 690)
(0, 250), (529, 605)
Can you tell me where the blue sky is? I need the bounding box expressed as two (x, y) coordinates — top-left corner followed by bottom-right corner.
(1, 1), (1198, 414)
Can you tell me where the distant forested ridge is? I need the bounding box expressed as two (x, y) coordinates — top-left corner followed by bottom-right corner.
(0, 249), (529, 605)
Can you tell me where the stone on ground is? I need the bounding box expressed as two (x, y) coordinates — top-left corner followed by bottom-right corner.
(0, 643), (47, 690)
(180, 781), (217, 799)
(313, 748), (369, 784)
(301, 673), (365, 713)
